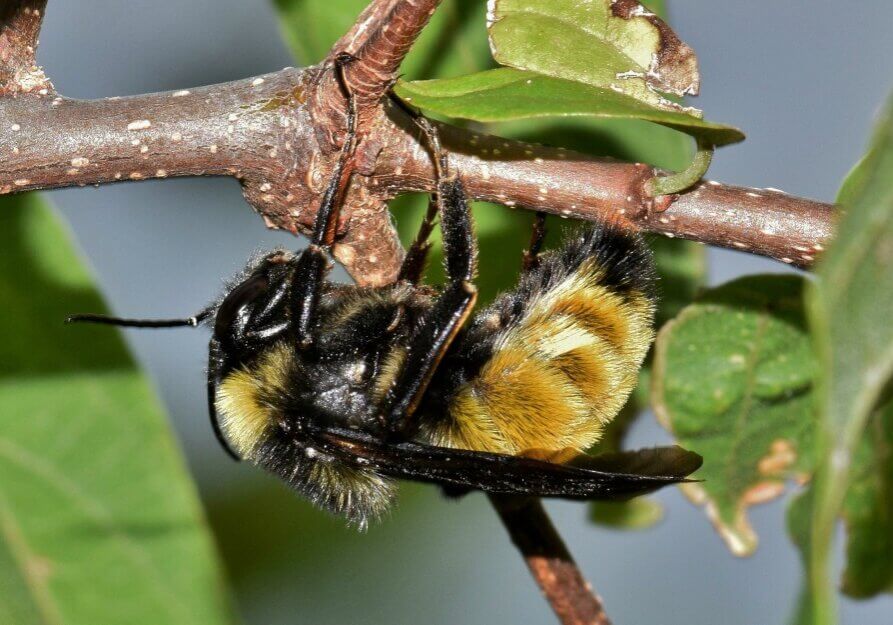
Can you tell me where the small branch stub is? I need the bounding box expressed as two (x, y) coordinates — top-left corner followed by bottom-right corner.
(0, 1), (53, 96)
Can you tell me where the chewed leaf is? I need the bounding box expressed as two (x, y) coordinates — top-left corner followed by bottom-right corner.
(652, 275), (816, 555)
(487, 0), (699, 114)
(395, 69), (743, 147)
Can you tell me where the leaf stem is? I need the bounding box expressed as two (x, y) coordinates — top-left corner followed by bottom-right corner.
(646, 139), (715, 197)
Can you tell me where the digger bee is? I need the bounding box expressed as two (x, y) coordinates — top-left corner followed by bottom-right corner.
(69, 56), (700, 528)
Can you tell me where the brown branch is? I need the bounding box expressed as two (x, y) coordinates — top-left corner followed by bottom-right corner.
(0, 86), (834, 274)
(367, 108), (834, 269)
(0, 0), (52, 96)
(490, 496), (612, 625)
(0, 67), (406, 286)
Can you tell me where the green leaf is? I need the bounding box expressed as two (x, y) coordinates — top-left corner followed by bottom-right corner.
(835, 153), (872, 208)
(786, 399), (893, 622)
(653, 275), (816, 555)
(488, 0), (699, 111)
(395, 69), (744, 147)
(840, 401), (893, 597)
(787, 487), (816, 625)
(0, 194), (233, 625)
(806, 93), (893, 623)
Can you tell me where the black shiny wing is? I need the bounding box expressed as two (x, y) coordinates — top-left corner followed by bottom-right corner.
(308, 426), (701, 501)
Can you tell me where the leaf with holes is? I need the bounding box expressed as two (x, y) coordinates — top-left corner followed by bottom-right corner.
(653, 275), (816, 555)
(0, 194), (233, 624)
(488, 0), (699, 108)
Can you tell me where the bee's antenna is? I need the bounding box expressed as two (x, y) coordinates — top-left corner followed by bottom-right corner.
(66, 309), (211, 329)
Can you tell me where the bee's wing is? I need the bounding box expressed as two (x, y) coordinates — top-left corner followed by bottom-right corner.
(309, 426), (701, 501)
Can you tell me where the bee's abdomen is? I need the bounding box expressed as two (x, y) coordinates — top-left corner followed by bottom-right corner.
(430, 224), (655, 457)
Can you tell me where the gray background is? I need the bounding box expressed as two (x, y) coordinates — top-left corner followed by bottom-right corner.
(33, 1), (893, 624)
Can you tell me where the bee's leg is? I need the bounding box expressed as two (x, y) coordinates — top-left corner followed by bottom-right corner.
(397, 194), (438, 284)
(522, 211), (547, 272)
(290, 53), (358, 347)
(383, 117), (478, 435)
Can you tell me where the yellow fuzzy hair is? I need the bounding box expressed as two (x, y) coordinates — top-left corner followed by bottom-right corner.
(215, 343), (292, 458)
(429, 259), (654, 458)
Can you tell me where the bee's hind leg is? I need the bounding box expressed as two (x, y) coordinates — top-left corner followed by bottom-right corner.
(522, 212), (548, 272)
(398, 193), (438, 284)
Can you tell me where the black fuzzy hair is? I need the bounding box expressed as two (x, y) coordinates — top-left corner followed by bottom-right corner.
(478, 221), (656, 336)
(524, 222), (656, 302)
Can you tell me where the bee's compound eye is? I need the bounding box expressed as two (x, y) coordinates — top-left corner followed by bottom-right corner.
(215, 274), (270, 339)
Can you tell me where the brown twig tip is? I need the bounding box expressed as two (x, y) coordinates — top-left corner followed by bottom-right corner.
(0, 0), (53, 97)
(331, 0), (443, 111)
(490, 495), (612, 625)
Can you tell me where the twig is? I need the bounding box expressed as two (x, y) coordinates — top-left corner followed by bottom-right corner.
(0, 80), (834, 279)
(490, 495), (612, 625)
(367, 111), (833, 270)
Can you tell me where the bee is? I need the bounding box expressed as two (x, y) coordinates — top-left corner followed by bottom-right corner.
(69, 56), (700, 527)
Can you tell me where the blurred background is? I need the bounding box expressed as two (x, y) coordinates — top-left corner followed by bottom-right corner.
(33, 1), (893, 623)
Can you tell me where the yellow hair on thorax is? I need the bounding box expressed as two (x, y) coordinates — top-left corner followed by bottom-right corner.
(215, 343), (293, 459)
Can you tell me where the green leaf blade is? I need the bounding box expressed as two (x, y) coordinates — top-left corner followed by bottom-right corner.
(0, 195), (233, 625)
(395, 69), (744, 146)
(806, 93), (893, 621)
(840, 402), (893, 597)
(653, 275), (816, 555)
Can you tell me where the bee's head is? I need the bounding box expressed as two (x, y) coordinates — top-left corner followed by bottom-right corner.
(205, 250), (305, 460)
(210, 250), (297, 366)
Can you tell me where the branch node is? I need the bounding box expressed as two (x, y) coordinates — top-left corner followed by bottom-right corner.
(0, 1), (53, 97)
